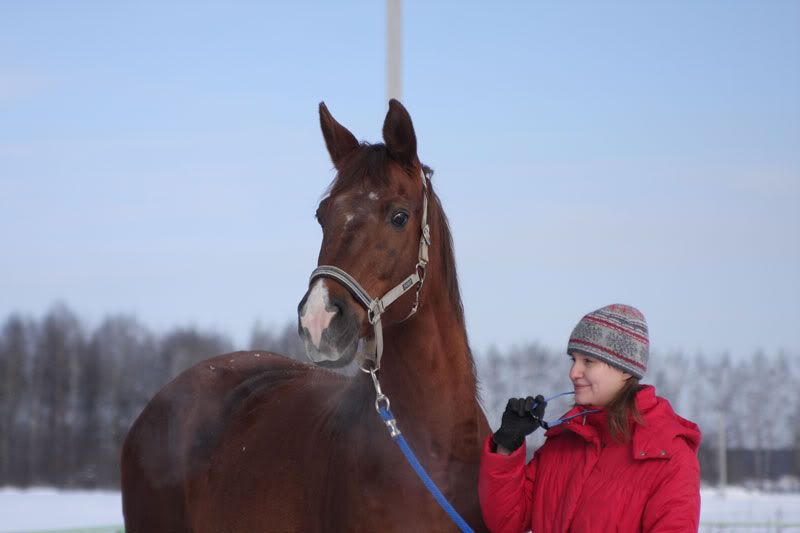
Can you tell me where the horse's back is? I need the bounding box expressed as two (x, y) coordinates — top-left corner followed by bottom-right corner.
(121, 350), (320, 533)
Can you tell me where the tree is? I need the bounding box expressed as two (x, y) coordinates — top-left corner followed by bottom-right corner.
(31, 304), (85, 485)
(0, 314), (36, 485)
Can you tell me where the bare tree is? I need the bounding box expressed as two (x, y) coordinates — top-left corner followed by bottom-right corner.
(250, 321), (304, 360)
(0, 314), (36, 485)
(84, 315), (159, 485)
(1, 303), (798, 489)
(29, 304), (85, 485)
(160, 328), (233, 381)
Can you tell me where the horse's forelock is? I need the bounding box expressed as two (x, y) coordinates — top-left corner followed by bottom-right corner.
(326, 143), (392, 197)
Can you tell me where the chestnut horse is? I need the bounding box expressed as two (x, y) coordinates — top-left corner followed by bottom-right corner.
(121, 100), (491, 532)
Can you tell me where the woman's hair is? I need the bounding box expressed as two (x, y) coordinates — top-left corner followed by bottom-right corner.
(605, 375), (644, 443)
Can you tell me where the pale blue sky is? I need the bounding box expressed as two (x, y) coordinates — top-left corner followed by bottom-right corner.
(1, 1), (798, 357)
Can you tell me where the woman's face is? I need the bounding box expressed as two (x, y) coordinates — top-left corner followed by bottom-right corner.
(569, 352), (631, 407)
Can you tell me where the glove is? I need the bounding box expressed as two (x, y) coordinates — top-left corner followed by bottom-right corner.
(492, 395), (547, 452)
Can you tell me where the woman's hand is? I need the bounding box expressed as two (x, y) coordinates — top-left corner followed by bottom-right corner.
(492, 395), (547, 454)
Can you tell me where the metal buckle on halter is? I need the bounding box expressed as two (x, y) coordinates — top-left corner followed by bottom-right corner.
(406, 263), (426, 317)
(417, 261), (427, 281)
(367, 305), (382, 325)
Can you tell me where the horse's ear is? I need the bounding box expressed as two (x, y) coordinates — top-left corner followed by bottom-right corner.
(319, 102), (359, 169)
(382, 99), (418, 168)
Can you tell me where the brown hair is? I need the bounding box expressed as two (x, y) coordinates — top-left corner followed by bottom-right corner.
(605, 376), (644, 443)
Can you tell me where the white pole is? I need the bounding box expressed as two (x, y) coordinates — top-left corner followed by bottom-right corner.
(386, 0), (402, 102)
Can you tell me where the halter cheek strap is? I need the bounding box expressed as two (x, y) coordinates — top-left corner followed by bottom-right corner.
(308, 168), (430, 372)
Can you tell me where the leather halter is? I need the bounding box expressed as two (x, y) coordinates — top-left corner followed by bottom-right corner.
(308, 168), (431, 372)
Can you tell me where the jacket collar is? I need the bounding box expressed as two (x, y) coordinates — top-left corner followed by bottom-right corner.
(544, 385), (701, 460)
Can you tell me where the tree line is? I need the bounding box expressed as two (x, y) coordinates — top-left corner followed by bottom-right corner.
(0, 304), (797, 489)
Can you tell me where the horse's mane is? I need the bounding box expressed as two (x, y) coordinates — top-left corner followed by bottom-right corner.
(326, 143), (470, 349)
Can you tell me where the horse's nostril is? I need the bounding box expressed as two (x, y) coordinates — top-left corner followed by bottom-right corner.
(297, 293), (309, 316)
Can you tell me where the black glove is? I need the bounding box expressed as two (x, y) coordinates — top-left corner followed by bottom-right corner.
(492, 395), (547, 452)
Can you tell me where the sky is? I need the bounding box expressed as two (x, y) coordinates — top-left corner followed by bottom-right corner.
(1, 1), (798, 358)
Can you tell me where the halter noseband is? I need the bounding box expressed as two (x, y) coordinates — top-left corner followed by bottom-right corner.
(308, 168), (431, 372)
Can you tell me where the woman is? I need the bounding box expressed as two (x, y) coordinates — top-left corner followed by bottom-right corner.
(479, 304), (701, 532)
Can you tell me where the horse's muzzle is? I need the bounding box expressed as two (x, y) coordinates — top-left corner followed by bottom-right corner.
(297, 279), (361, 367)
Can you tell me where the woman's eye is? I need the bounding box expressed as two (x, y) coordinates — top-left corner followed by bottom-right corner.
(391, 211), (409, 228)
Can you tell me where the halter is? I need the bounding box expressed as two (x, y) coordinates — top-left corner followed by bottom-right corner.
(308, 168), (431, 372)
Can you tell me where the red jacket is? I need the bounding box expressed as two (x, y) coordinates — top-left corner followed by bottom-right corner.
(479, 385), (701, 532)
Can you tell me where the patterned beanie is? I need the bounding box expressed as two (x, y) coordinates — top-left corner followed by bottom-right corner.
(567, 304), (649, 378)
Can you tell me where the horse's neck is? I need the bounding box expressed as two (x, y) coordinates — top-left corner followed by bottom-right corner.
(348, 291), (489, 529)
(379, 294), (480, 443)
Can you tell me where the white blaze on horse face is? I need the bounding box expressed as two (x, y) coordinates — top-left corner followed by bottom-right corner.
(344, 213), (354, 228)
(300, 279), (337, 348)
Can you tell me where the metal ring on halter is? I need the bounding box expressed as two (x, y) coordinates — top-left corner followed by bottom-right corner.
(359, 356), (377, 374)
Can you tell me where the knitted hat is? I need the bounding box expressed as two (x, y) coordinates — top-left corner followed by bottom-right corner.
(567, 304), (649, 378)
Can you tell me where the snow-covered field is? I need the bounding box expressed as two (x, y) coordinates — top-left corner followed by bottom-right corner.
(699, 487), (800, 531)
(0, 488), (122, 533)
(1, 487), (799, 532)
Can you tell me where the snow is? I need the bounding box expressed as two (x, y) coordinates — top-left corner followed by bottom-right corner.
(1, 486), (799, 532)
(700, 486), (800, 531)
(0, 488), (122, 533)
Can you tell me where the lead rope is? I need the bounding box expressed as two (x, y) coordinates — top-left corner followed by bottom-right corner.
(368, 369), (476, 533)
(367, 383), (601, 532)
(533, 392), (601, 429)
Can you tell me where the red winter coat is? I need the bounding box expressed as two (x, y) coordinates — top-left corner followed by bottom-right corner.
(479, 385), (701, 533)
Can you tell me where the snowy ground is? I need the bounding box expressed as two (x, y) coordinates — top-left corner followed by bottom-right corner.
(1, 487), (799, 532)
(0, 488), (122, 533)
(699, 487), (800, 531)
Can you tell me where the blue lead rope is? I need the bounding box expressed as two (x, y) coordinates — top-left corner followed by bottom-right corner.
(534, 391), (601, 428)
(378, 407), (475, 533)
(375, 390), (596, 533)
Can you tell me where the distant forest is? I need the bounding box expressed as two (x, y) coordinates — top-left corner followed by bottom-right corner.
(0, 303), (797, 489)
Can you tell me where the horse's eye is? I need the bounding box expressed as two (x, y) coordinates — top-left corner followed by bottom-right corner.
(314, 209), (323, 226)
(391, 210), (409, 228)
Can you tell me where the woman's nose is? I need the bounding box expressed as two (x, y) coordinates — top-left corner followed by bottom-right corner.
(569, 362), (581, 380)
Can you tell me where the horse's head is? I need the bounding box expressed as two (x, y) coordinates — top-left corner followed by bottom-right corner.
(297, 100), (430, 368)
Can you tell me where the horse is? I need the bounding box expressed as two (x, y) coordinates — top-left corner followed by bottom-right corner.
(120, 99), (492, 532)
